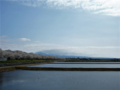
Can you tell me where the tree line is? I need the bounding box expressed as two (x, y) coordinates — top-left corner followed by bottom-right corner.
(0, 48), (65, 60)
(65, 57), (120, 62)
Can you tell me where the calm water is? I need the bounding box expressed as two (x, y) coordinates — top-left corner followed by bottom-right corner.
(0, 70), (120, 90)
(29, 62), (120, 68)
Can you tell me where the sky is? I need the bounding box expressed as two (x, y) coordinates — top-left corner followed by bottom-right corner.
(0, 0), (120, 58)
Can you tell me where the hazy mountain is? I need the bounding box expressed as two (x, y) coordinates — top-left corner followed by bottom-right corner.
(35, 49), (90, 58)
(35, 49), (117, 59)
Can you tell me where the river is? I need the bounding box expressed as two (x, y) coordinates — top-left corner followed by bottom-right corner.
(0, 62), (120, 90)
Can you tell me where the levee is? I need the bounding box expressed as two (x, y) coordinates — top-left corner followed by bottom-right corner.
(15, 67), (120, 71)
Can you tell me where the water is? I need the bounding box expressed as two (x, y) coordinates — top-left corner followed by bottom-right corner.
(1, 62), (120, 90)
(29, 62), (120, 68)
(0, 70), (120, 90)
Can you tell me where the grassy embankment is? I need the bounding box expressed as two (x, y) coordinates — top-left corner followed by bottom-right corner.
(0, 60), (43, 63)
(0, 59), (58, 63)
(0, 60), (58, 72)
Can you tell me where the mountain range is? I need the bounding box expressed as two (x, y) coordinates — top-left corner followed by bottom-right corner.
(35, 49), (91, 58)
(35, 49), (117, 59)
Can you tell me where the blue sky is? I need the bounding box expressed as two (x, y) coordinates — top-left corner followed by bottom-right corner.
(0, 0), (120, 58)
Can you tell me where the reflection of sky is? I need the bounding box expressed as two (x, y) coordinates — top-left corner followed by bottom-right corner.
(0, 70), (120, 90)
(0, 0), (120, 58)
(0, 72), (25, 86)
(0, 73), (3, 85)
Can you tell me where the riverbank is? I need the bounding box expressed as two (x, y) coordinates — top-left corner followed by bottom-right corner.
(0, 59), (66, 67)
(0, 59), (66, 72)
(1, 63), (120, 72)
(0, 61), (51, 67)
(16, 67), (120, 71)
(1, 60), (120, 72)
(0, 61), (53, 72)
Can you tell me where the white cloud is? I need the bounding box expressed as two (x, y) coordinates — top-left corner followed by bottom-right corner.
(20, 38), (31, 41)
(46, 0), (120, 16)
(0, 35), (120, 58)
(9, 0), (120, 16)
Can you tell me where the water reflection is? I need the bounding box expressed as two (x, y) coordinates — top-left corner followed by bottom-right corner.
(0, 70), (120, 90)
(0, 73), (3, 90)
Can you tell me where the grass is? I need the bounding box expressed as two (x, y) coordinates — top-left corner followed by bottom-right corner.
(0, 60), (46, 63)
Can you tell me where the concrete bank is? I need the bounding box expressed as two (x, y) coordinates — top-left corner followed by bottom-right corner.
(16, 67), (120, 71)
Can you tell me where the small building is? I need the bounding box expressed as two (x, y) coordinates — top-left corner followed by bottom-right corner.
(0, 57), (7, 61)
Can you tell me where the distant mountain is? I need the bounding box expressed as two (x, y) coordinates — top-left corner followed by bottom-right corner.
(35, 51), (89, 58)
(35, 50), (117, 59)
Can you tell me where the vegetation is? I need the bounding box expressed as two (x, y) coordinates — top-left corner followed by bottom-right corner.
(65, 57), (120, 62)
(0, 48), (65, 61)
(0, 60), (45, 63)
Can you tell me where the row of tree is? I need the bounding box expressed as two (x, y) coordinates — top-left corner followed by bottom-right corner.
(0, 48), (65, 60)
(65, 57), (120, 62)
